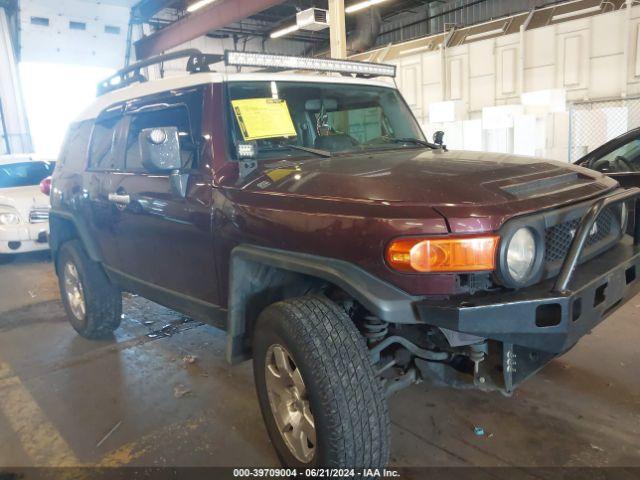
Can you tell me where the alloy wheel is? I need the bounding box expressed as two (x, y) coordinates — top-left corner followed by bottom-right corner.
(265, 344), (316, 463)
(64, 261), (86, 320)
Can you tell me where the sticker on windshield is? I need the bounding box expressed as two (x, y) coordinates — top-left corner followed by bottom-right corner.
(231, 98), (297, 141)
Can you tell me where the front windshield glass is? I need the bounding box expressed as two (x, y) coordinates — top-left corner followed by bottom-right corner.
(227, 81), (426, 160)
(0, 161), (55, 188)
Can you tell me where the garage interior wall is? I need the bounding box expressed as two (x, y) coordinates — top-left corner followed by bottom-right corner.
(0, 8), (31, 154)
(368, 5), (640, 162)
(17, 0), (130, 156)
(20, 0), (129, 68)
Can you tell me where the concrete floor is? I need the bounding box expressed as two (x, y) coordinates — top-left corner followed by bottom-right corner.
(0, 252), (639, 469)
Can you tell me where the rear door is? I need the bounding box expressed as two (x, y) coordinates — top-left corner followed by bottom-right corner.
(103, 88), (219, 306)
(84, 108), (127, 269)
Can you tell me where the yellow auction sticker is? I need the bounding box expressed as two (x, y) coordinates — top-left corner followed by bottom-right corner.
(231, 98), (297, 141)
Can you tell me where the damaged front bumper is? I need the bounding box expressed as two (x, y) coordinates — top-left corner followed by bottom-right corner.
(416, 188), (640, 393)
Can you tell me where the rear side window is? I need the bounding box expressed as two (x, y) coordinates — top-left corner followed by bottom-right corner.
(58, 121), (92, 170)
(89, 116), (122, 170)
(124, 106), (197, 172)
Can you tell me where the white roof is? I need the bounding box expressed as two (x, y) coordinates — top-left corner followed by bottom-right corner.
(75, 71), (397, 123)
(0, 154), (55, 166)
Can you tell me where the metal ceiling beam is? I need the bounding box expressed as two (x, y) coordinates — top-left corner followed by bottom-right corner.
(134, 0), (287, 59)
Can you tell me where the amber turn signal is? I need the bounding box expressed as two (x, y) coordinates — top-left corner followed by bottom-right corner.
(386, 235), (500, 273)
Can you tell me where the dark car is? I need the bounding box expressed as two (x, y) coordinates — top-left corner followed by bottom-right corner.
(575, 127), (640, 188)
(49, 50), (640, 469)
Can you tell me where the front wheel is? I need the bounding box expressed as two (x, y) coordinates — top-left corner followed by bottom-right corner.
(253, 295), (390, 468)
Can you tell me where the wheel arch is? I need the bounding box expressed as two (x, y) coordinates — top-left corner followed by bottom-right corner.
(225, 244), (419, 364)
(49, 211), (103, 274)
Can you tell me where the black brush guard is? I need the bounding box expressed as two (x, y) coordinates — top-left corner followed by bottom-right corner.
(416, 188), (640, 391)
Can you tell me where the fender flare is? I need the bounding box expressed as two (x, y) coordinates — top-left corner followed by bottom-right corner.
(225, 244), (421, 363)
(49, 210), (103, 265)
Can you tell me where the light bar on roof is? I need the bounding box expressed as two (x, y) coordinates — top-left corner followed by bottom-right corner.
(225, 51), (396, 77)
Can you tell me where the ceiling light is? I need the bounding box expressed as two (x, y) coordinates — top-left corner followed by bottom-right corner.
(270, 24), (299, 39)
(399, 45), (431, 56)
(345, 0), (390, 14)
(187, 0), (219, 13)
(464, 26), (506, 42)
(551, 5), (601, 21)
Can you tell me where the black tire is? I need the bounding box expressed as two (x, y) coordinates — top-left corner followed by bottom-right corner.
(0, 254), (14, 265)
(57, 240), (122, 339)
(252, 295), (390, 469)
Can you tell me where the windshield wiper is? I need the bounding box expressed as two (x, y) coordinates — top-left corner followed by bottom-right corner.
(271, 143), (332, 158)
(389, 137), (440, 149)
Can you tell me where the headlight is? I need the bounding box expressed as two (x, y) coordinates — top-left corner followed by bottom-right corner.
(506, 227), (536, 283)
(0, 209), (21, 225)
(621, 202), (628, 233)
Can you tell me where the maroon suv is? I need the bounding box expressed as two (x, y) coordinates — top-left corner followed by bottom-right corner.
(49, 50), (640, 469)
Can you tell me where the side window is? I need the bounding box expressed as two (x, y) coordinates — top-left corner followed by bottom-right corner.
(89, 116), (122, 170)
(124, 106), (196, 172)
(58, 121), (93, 170)
(597, 138), (640, 172)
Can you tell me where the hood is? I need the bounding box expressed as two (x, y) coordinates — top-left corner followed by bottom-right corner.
(0, 186), (50, 222)
(246, 148), (618, 232)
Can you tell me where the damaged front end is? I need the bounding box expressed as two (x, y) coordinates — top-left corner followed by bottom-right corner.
(361, 188), (640, 396)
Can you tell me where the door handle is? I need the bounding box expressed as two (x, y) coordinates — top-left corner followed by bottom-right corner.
(108, 193), (131, 205)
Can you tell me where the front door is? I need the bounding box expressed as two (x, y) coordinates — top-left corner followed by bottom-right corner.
(103, 89), (219, 307)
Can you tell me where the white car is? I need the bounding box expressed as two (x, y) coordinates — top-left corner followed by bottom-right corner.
(0, 154), (55, 263)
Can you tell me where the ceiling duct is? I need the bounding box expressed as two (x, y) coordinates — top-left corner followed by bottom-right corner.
(347, 6), (382, 54)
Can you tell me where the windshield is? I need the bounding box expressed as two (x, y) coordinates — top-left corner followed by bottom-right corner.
(0, 161), (55, 189)
(227, 81), (426, 160)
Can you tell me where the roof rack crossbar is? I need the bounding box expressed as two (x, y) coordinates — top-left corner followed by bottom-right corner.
(96, 49), (223, 97)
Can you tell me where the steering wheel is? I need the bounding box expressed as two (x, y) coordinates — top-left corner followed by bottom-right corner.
(613, 155), (637, 172)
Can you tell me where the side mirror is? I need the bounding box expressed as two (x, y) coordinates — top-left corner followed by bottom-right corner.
(140, 127), (181, 172)
(433, 131), (445, 146)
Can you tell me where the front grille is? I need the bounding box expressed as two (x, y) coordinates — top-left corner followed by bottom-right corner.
(29, 207), (50, 224)
(544, 206), (617, 263)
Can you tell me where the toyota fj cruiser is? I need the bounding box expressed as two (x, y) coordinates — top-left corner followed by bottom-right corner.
(50, 50), (640, 469)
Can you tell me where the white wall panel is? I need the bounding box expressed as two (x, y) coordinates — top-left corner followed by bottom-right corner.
(469, 75), (494, 112)
(20, 0), (129, 69)
(590, 55), (624, 98)
(400, 56), (423, 118)
(634, 22), (640, 78)
(499, 47), (517, 96)
(448, 57), (463, 100)
(468, 41), (493, 77)
(378, 7), (640, 161)
(561, 35), (582, 87)
(591, 12), (624, 58)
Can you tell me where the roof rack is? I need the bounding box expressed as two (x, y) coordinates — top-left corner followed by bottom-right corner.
(96, 49), (397, 97)
(96, 49), (223, 97)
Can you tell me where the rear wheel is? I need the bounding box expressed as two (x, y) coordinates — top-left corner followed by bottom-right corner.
(253, 295), (390, 468)
(57, 240), (122, 339)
